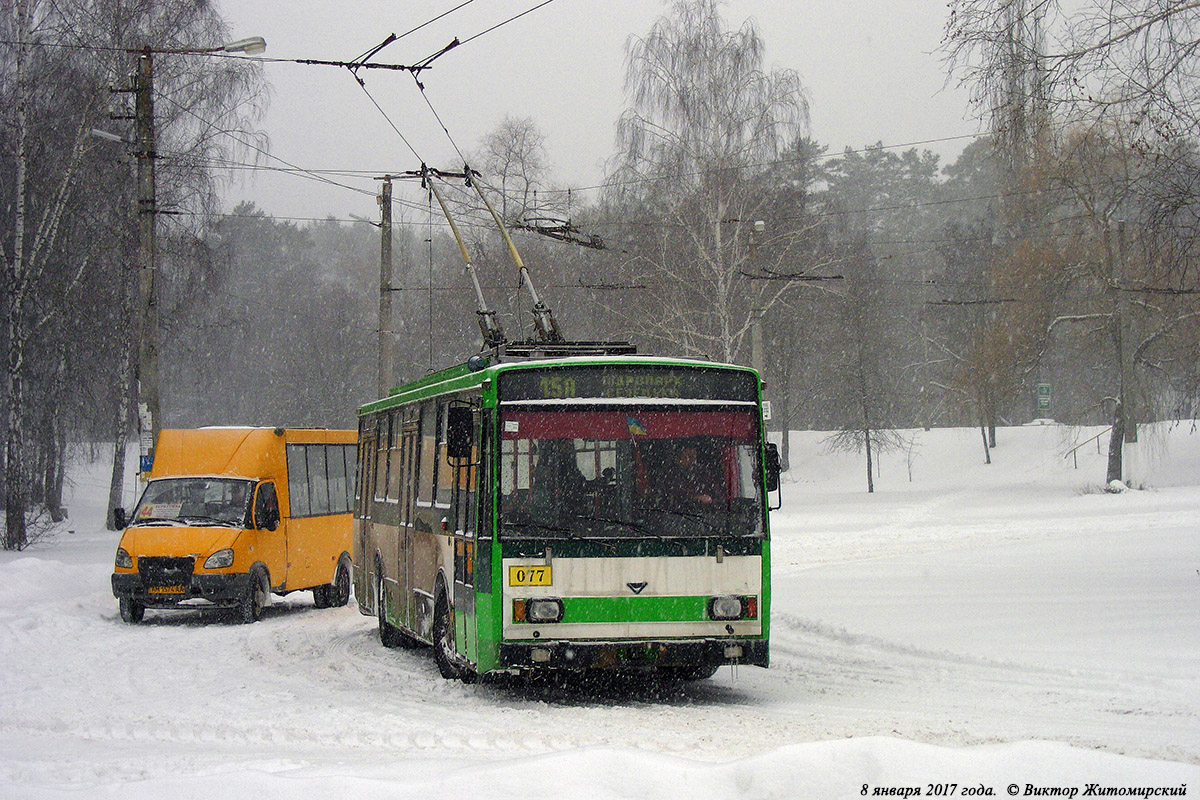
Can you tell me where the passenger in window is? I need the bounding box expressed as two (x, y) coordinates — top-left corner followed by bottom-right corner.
(532, 439), (589, 512)
(667, 445), (723, 509)
(225, 483), (251, 526)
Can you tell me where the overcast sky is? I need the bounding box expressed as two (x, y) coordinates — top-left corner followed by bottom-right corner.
(214, 0), (980, 223)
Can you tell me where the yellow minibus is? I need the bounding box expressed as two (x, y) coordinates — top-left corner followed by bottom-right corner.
(111, 427), (356, 623)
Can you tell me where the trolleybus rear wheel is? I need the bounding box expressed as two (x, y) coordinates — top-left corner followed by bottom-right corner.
(432, 592), (459, 679)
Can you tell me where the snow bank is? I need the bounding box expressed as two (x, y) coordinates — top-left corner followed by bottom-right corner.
(2, 427), (1198, 798)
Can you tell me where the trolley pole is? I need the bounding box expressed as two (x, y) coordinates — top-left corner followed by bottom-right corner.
(134, 47), (160, 477)
(377, 176), (394, 397)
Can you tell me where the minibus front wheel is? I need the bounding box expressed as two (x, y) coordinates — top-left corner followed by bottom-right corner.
(239, 566), (269, 624)
(119, 597), (145, 624)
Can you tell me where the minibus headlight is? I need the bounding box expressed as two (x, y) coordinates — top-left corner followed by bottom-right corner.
(115, 548), (133, 569)
(526, 598), (564, 623)
(204, 548), (234, 569)
(708, 595), (745, 621)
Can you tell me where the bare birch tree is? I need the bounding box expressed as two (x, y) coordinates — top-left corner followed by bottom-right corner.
(1, 0), (265, 547)
(607, 0), (817, 364)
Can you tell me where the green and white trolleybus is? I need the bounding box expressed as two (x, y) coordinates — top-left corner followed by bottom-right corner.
(353, 345), (781, 682)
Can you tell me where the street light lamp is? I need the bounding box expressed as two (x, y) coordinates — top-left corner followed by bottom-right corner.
(131, 36), (265, 477)
(151, 36), (267, 56)
(217, 37), (267, 55)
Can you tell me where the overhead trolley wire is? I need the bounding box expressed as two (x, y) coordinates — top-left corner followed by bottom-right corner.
(413, 0), (563, 69)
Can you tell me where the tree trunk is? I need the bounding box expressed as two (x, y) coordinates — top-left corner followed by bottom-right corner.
(4, 365), (27, 550)
(864, 425), (875, 494)
(1106, 399), (1125, 484)
(979, 423), (992, 465)
(106, 337), (134, 529)
(43, 408), (66, 523)
(4, 0), (31, 551)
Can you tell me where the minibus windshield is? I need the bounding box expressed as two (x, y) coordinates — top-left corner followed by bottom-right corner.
(131, 478), (254, 528)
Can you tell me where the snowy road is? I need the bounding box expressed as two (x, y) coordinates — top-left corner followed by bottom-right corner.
(2, 425), (1198, 797)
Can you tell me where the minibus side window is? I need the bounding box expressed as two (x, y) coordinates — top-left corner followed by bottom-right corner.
(328, 444), (349, 515)
(308, 444), (331, 515)
(287, 445), (310, 517)
(255, 482), (279, 530)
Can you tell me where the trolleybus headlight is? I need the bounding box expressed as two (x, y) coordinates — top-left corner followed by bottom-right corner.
(525, 598), (564, 623)
(708, 595), (745, 621)
(115, 548), (133, 569)
(203, 548), (234, 569)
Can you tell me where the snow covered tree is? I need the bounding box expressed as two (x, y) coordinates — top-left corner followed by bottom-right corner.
(1, 0), (264, 547)
(606, 0), (816, 364)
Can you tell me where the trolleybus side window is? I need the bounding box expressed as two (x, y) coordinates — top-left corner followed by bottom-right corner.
(374, 414), (390, 502)
(436, 402), (453, 509)
(356, 429), (374, 519)
(402, 407), (420, 525)
(387, 409), (403, 504)
(418, 402), (437, 507)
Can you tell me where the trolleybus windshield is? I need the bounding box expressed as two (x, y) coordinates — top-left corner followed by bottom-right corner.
(498, 408), (764, 540)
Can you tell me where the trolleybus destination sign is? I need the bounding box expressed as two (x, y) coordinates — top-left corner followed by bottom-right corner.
(499, 365), (758, 402)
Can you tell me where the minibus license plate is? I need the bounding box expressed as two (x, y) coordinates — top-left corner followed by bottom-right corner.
(148, 585), (184, 594)
(508, 566), (551, 586)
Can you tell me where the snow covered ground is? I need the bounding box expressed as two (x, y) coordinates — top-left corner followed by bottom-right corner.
(2, 423), (1198, 798)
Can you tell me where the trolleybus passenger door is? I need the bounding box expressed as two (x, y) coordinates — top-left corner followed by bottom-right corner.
(447, 403), (478, 660)
(356, 424), (376, 607)
(399, 407), (420, 630)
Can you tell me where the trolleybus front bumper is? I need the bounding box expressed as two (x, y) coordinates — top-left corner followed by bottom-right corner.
(497, 638), (768, 671)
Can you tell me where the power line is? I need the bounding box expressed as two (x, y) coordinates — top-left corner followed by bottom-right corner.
(415, 0), (563, 68)
(352, 80), (425, 164)
(353, 0), (479, 62)
(153, 90), (382, 203)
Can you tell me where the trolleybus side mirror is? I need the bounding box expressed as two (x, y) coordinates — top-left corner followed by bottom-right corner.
(764, 443), (781, 493)
(447, 406), (474, 460)
(112, 507), (128, 529)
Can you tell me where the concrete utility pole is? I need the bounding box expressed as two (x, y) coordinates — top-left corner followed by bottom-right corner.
(134, 47), (161, 476)
(377, 177), (394, 397)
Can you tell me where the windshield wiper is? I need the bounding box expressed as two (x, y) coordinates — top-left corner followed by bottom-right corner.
(636, 504), (725, 534)
(179, 515), (241, 527)
(130, 516), (183, 526)
(575, 515), (668, 542)
(502, 518), (626, 550)
(503, 521), (581, 539)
